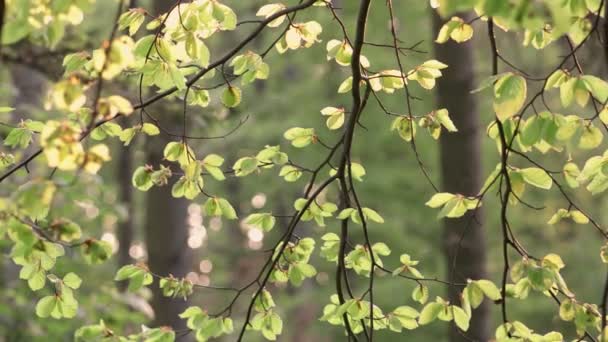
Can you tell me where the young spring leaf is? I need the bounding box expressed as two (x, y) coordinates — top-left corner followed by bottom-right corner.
(14, 180), (57, 220)
(283, 127), (315, 148)
(320, 106), (345, 130)
(36, 296), (59, 318)
(436, 17), (474, 43)
(520, 167), (553, 190)
(63, 273), (82, 289)
(221, 86), (242, 108)
(452, 306), (470, 331)
(493, 73), (527, 122)
(418, 302), (444, 325)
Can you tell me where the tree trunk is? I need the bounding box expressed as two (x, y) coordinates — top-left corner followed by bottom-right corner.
(1, 61), (49, 342)
(143, 0), (192, 333)
(10, 64), (47, 118)
(117, 0), (137, 286)
(116, 129), (134, 291)
(144, 135), (192, 330)
(432, 11), (490, 342)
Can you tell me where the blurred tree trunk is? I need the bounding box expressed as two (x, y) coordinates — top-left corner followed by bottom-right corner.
(116, 129), (134, 291)
(143, 0), (192, 333)
(117, 0), (137, 291)
(144, 133), (191, 330)
(432, 11), (490, 342)
(10, 64), (47, 118)
(0, 62), (48, 341)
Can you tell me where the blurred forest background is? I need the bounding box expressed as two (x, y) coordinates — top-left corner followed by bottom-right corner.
(1, 0), (608, 341)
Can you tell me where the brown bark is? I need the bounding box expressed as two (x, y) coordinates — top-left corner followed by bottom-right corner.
(117, 0), (137, 283)
(142, 0), (192, 333)
(116, 130), (134, 291)
(0, 60), (48, 341)
(10, 65), (47, 115)
(144, 134), (191, 330)
(432, 11), (490, 342)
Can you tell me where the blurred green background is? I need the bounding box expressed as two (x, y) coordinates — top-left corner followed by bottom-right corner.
(1, 0), (608, 341)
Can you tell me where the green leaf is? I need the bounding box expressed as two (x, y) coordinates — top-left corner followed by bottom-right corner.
(169, 65), (186, 90)
(548, 209), (569, 225)
(436, 17), (473, 43)
(391, 116), (416, 142)
(0, 107), (15, 113)
(545, 70), (568, 89)
(289, 263), (317, 286)
(63, 273), (82, 289)
(471, 73), (507, 94)
(600, 107), (608, 126)
(437, 197), (467, 218)
(418, 302), (444, 325)
(464, 283), (484, 309)
(28, 271), (46, 291)
(2, 20), (30, 45)
(559, 299), (576, 321)
(452, 306), (470, 331)
(570, 210), (589, 224)
(118, 8), (145, 36)
(245, 213), (276, 232)
(202, 154), (225, 181)
(362, 208), (384, 224)
(14, 180), (57, 220)
(493, 73), (527, 122)
(527, 266), (554, 291)
(582, 75), (608, 103)
(520, 115), (543, 146)
(475, 279), (502, 300)
(115, 265), (140, 281)
(233, 157), (258, 177)
(189, 89), (211, 108)
(4, 128), (33, 148)
(520, 168), (552, 190)
(256, 4), (287, 27)
(337, 208), (356, 220)
(36, 296), (58, 318)
(214, 3), (237, 30)
(283, 127), (315, 148)
(349, 163), (366, 181)
(338, 77), (353, 93)
(132, 166), (154, 191)
(202, 154), (224, 167)
(560, 77), (577, 107)
(142, 123), (160, 136)
(578, 124), (603, 150)
(218, 198), (238, 220)
(601, 245), (608, 264)
(435, 109), (457, 132)
(321, 106), (345, 130)
(573, 79), (591, 107)
(279, 165), (302, 182)
(186, 34), (210, 66)
(563, 162), (580, 188)
(392, 306), (419, 331)
(221, 86), (242, 108)
(372, 242), (391, 256)
(425, 193), (455, 208)
(164, 141), (194, 166)
(412, 285), (429, 304)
